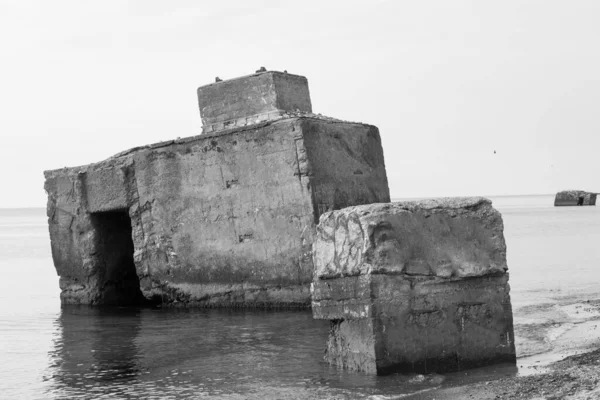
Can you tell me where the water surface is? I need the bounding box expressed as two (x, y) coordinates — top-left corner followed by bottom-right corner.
(1, 195), (599, 398)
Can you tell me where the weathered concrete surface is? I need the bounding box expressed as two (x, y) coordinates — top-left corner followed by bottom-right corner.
(197, 71), (311, 133)
(45, 114), (389, 306)
(554, 190), (597, 206)
(311, 198), (516, 374)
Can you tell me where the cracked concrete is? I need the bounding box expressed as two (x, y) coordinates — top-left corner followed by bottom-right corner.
(311, 198), (516, 374)
(44, 72), (389, 307)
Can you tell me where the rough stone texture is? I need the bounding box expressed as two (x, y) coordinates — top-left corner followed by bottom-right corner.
(44, 116), (389, 307)
(311, 198), (516, 374)
(554, 190), (597, 206)
(197, 71), (311, 133)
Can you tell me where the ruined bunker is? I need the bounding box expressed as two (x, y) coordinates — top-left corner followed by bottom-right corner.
(44, 69), (516, 375)
(44, 70), (390, 306)
(554, 190), (597, 206)
(311, 198), (516, 374)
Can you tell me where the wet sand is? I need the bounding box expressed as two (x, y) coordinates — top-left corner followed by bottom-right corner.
(399, 298), (600, 399)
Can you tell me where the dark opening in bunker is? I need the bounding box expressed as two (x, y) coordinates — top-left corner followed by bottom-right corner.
(90, 210), (146, 306)
(577, 196), (584, 206)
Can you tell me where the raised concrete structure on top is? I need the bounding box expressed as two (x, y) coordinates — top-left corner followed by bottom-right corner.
(44, 69), (390, 307)
(198, 71), (312, 134)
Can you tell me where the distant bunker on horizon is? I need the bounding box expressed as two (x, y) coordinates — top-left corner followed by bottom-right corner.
(554, 190), (597, 206)
(44, 70), (390, 307)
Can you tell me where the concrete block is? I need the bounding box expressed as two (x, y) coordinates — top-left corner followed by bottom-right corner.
(197, 71), (311, 130)
(311, 198), (516, 374)
(43, 117), (389, 307)
(554, 190), (597, 206)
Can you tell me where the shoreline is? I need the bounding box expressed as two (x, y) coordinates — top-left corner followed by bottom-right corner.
(402, 347), (600, 399)
(400, 298), (600, 399)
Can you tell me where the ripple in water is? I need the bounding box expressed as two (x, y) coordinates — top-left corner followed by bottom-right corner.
(40, 307), (447, 399)
(2, 200), (600, 398)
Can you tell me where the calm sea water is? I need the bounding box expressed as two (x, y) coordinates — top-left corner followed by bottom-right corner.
(1, 195), (599, 399)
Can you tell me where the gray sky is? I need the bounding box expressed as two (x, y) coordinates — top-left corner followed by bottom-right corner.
(1, 0), (598, 208)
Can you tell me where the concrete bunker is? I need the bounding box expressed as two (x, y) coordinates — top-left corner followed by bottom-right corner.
(89, 210), (144, 306)
(43, 69), (517, 375)
(44, 69), (390, 307)
(311, 198), (516, 375)
(554, 190), (597, 206)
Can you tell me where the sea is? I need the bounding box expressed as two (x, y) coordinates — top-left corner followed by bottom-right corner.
(1, 194), (599, 399)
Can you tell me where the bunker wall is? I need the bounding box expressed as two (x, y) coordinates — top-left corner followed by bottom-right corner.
(311, 198), (516, 374)
(301, 119), (390, 221)
(554, 190), (597, 206)
(45, 117), (390, 307)
(131, 119), (316, 306)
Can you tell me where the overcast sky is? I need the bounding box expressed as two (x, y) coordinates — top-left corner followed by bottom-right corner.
(0, 0), (598, 208)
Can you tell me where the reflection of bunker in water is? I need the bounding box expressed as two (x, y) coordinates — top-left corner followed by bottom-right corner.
(89, 309), (142, 381)
(47, 307), (142, 393)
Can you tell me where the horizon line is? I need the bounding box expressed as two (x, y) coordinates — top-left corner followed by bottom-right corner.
(0, 193), (559, 210)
